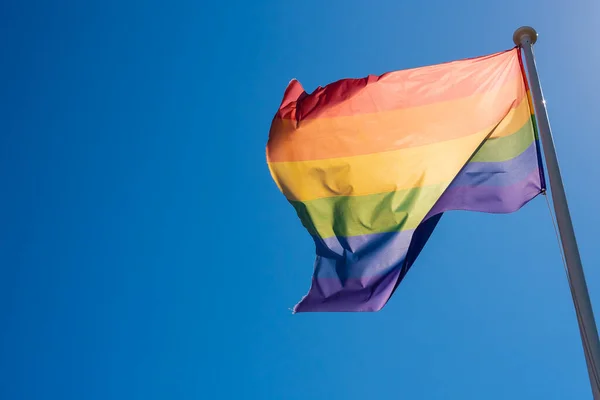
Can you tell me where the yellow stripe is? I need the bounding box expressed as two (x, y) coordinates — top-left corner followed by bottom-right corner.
(489, 97), (530, 138)
(269, 99), (530, 202)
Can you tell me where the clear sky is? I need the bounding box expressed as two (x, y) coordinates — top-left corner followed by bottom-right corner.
(1, 0), (600, 399)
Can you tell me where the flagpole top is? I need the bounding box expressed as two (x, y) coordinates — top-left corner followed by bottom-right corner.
(513, 26), (538, 46)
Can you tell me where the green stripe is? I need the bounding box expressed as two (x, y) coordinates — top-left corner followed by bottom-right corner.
(470, 118), (535, 162)
(291, 184), (446, 238)
(531, 115), (540, 141)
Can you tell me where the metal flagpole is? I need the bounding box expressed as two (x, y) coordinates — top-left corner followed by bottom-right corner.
(513, 26), (600, 398)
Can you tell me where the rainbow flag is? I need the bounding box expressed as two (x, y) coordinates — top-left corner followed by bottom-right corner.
(266, 48), (546, 312)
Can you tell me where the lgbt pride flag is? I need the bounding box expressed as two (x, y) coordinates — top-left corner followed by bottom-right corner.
(266, 48), (546, 312)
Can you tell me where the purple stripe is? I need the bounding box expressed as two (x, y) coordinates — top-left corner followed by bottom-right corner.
(293, 264), (403, 312)
(449, 143), (538, 187)
(427, 168), (542, 217)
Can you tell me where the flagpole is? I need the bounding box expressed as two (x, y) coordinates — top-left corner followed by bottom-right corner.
(513, 26), (600, 398)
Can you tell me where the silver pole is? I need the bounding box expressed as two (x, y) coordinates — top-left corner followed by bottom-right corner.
(514, 26), (600, 399)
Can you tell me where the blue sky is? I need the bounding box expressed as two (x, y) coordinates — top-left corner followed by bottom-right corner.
(1, 0), (600, 398)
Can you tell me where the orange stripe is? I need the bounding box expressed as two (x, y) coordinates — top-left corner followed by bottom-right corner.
(267, 78), (526, 163)
(276, 48), (520, 121)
